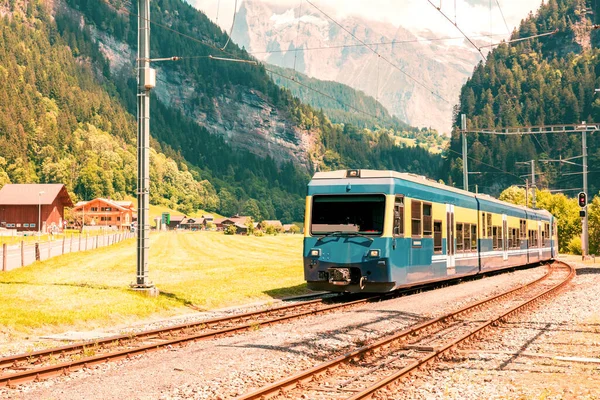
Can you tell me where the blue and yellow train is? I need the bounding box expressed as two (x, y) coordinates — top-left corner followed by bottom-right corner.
(303, 169), (557, 293)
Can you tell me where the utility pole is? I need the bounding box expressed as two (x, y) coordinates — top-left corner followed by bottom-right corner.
(516, 160), (536, 208)
(461, 114), (468, 191)
(530, 159), (536, 208)
(582, 127), (589, 257)
(133, 0), (156, 294)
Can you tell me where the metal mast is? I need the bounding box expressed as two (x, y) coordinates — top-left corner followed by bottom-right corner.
(461, 114), (468, 191)
(134, 0), (156, 292)
(582, 129), (589, 257)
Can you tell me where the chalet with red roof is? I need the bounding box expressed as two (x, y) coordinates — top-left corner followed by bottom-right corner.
(71, 198), (135, 230)
(0, 184), (73, 232)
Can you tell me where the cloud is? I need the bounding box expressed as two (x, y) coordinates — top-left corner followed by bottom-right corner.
(187, 0), (544, 39)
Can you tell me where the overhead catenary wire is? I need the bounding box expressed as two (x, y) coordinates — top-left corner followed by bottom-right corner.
(427, 0), (487, 61)
(220, 0), (238, 51)
(495, 0), (511, 34)
(304, 0), (450, 104)
(250, 33), (510, 54)
(118, 6), (386, 123)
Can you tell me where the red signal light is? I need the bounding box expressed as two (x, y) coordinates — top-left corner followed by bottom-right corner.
(578, 192), (587, 208)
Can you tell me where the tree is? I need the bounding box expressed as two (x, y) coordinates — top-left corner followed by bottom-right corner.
(245, 217), (255, 236)
(289, 225), (300, 234)
(224, 224), (237, 235)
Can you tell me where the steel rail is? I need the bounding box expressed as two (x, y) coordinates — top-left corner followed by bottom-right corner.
(236, 263), (561, 400)
(348, 261), (574, 399)
(0, 296), (378, 387)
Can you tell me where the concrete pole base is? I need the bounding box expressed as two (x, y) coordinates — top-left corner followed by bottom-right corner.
(129, 284), (160, 297)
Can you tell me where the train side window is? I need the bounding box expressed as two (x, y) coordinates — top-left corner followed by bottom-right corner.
(394, 196), (404, 236)
(463, 223), (471, 251)
(520, 220), (527, 239)
(423, 203), (432, 236)
(411, 200), (422, 237)
(493, 226), (499, 249)
(487, 214), (492, 237)
(544, 223), (550, 246)
(471, 224), (477, 250)
(456, 223), (464, 252)
(433, 221), (442, 253)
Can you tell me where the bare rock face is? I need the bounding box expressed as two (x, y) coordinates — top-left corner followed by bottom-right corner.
(232, 0), (483, 135)
(70, 0), (315, 170)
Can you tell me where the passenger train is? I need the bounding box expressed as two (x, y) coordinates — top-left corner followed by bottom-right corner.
(303, 169), (557, 293)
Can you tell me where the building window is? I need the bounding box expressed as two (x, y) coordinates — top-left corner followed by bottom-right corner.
(23, 224), (29, 227)
(30, 223), (36, 228)
(393, 196), (404, 236)
(101, 207), (112, 212)
(423, 203), (432, 236)
(117, 217), (121, 221)
(91, 207), (98, 212)
(101, 217), (112, 222)
(411, 200), (422, 236)
(434, 221), (442, 253)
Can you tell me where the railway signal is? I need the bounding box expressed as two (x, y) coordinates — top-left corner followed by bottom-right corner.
(578, 191), (587, 208)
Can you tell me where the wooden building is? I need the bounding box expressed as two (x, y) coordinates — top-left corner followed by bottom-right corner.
(71, 198), (135, 230)
(0, 184), (73, 232)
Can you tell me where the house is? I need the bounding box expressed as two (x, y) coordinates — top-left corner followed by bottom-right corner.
(71, 198), (135, 230)
(259, 220), (283, 231)
(0, 184), (74, 232)
(167, 215), (186, 230)
(222, 215), (252, 230)
(180, 217), (205, 230)
(202, 214), (214, 223)
(282, 224), (296, 233)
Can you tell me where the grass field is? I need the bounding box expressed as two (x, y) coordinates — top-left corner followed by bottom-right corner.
(0, 231), (306, 339)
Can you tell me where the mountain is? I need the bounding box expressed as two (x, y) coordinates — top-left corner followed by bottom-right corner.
(0, 0), (445, 222)
(449, 0), (600, 197)
(230, 0), (482, 134)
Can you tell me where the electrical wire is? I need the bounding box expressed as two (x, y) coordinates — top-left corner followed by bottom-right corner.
(249, 33), (509, 54)
(220, 0), (238, 51)
(495, 0), (511, 34)
(304, 0), (450, 104)
(446, 147), (524, 182)
(119, 6), (385, 122)
(427, 0), (487, 61)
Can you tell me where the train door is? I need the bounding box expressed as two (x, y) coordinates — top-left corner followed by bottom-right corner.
(538, 221), (543, 257)
(502, 214), (508, 261)
(446, 204), (455, 272)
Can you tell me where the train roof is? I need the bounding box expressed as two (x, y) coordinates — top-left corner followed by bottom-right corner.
(311, 170), (552, 219)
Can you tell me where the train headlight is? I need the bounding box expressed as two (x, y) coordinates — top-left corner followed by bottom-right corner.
(310, 249), (321, 257)
(369, 249), (380, 258)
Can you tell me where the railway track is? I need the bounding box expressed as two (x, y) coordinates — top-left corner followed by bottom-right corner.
(237, 261), (575, 400)
(0, 294), (377, 387)
(0, 262), (551, 389)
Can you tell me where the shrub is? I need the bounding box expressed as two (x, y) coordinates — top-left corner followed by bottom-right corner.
(224, 225), (237, 235)
(289, 225), (300, 234)
(567, 236), (582, 255)
(253, 230), (264, 237)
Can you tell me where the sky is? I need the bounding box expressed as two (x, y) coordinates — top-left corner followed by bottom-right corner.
(187, 0), (545, 40)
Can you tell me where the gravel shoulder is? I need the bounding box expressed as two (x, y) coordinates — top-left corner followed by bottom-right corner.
(2, 266), (551, 400)
(399, 257), (600, 399)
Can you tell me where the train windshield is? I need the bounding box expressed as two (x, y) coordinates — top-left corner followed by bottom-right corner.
(311, 195), (386, 235)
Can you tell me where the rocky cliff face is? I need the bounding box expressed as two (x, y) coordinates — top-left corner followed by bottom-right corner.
(67, 0), (315, 170)
(231, 0), (483, 134)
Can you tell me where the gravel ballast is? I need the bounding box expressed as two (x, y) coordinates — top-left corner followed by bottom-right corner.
(3, 261), (598, 399)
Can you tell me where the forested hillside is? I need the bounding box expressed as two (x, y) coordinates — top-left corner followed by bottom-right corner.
(449, 0), (600, 197)
(0, 0), (445, 222)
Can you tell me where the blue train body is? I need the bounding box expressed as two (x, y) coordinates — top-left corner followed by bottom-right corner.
(303, 170), (557, 293)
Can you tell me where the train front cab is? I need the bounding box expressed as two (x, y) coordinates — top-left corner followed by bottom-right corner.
(303, 183), (397, 293)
